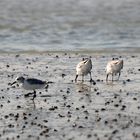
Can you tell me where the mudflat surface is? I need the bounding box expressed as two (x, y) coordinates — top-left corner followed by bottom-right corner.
(0, 52), (140, 140)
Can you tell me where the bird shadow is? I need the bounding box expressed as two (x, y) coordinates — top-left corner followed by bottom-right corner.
(24, 98), (36, 109)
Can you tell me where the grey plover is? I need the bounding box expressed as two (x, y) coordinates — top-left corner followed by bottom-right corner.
(106, 59), (123, 81)
(75, 58), (93, 82)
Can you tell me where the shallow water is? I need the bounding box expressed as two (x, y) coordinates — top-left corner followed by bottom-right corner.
(0, 0), (140, 52)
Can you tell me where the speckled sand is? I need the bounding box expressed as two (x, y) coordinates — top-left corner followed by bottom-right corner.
(0, 52), (140, 140)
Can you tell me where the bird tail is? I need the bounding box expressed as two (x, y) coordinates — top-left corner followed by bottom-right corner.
(45, 81), (54, 84)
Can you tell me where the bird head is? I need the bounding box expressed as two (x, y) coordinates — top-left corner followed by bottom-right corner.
(11, 76), (25, 85)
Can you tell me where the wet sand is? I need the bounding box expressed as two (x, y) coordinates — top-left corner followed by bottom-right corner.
(0, 52), (140, 140)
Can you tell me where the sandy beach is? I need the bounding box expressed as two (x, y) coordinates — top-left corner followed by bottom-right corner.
(0, 51), (140, 140)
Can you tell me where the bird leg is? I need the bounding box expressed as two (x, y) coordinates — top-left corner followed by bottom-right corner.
(82, 75), (84, 82)
(118, 72), (121, 80)
(75, 75), (78, 82)
(112, 73), (114, 81)
(89, 72), (93, 82)
(32, 90), (36, 100)
(106, 74), (109, 81)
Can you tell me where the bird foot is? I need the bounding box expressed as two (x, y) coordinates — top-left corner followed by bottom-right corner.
(45, 85), (49, 89)
(90, 79), (96, 85)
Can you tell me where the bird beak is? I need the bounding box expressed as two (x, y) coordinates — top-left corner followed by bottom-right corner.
(11, 81), (17, 86)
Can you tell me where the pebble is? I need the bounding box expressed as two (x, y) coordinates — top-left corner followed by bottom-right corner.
(62, 74), (66, 78)
(114, 104), (119, 107)
(133, 97), (137, 101)
(126, 79), (131, 82)
(101, 108), (106, 111)
(6, 65), (10, 68)
(17, 105), (21, 109)
(112, 129), (118, 134)
(87, 134), (92, 138)
(81, 105), (85, 108)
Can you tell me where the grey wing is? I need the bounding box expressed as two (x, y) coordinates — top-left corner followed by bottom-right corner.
(27, 78), (46, 85)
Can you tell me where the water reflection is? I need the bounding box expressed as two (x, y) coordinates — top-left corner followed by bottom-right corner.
(106, 81), (114, 86)
(75, 82), (91, 93)
(25, 99), (36, 109)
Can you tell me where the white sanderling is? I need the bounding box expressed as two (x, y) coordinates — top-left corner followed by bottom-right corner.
(11, 76), (50, 100)
(75, 58), (93, 82)
(106, 58), (123, 81)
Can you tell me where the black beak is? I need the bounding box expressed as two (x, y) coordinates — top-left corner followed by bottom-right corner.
(11, 81), (17, 86)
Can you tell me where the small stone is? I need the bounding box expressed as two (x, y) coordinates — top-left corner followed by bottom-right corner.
(78, 126), (83, 128)
(101, 108), (106, 111)
(104, 121), (108, 124)
(126, 79), (131, 82)
(95, 110), (99, 113)
(66, 105), (71, 108)
(96, 79), (100, 82)
(112, 129), (118, 134)
(4, 115), (9, 119)
(43, 120), (48, 123)
(133, 97), (137, 101)
(6, 65), (10, 68)
(17, 135), (20, 138)
(17, 105), (21, 109)
(96, 92), (100, 95)
(114, 104), (119, 107)
(81, 105), (85, 108)
(58, 114), (65, 118)
(7, 100), (10, 103)
(54, 129), (57, 132)
(87, 134), (92, 138)
(62, 74), (66, 78)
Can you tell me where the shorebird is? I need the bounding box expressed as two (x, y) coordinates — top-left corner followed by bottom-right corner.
(11, 76), (50, 100)
(75, 58), (93, 82)
(106, 59), (123, 81)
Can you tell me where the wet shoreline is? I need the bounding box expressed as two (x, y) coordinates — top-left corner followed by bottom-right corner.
(0, 47), (140, 55)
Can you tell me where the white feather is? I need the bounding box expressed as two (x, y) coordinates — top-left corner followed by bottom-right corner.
(106, 59), (123, 81)
(76, 59), (92, 75)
